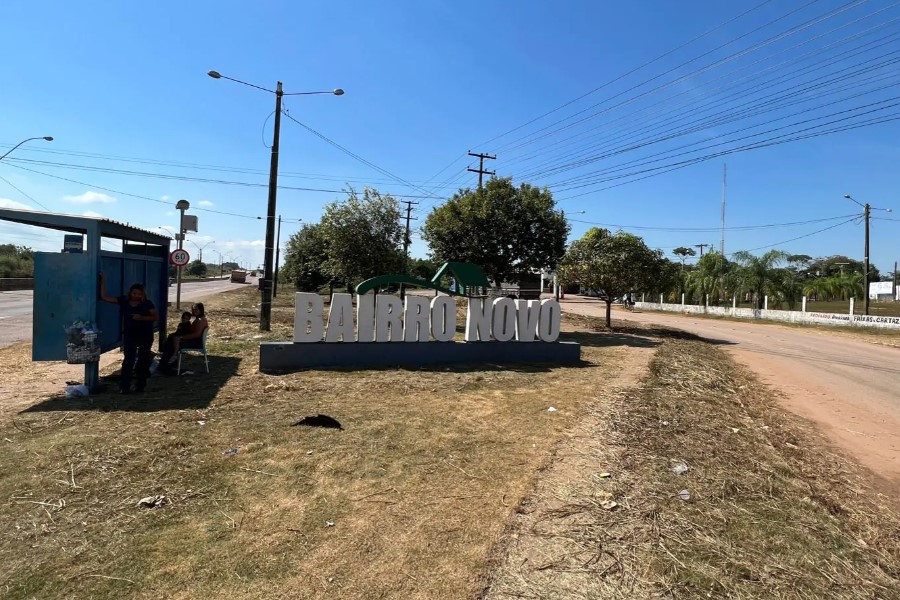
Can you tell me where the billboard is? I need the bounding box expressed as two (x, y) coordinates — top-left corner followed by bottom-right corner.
(869, 281), (894, 299)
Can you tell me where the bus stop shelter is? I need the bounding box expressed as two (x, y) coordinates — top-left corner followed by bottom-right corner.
(0, 208), (171, 391)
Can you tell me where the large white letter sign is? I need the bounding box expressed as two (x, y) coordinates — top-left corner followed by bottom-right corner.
(430, 296), (457, 342)
(465, 298), (492, 341)
(403, 296), (431, 342)
(491, 297), (517, 342)
(294, 293), (324, 343)
(325, 293), (355, 342)
(515, 299), (541, 342)
(375, 294), (404, 342)
(538, 298), (561, 342)
(356, 293), (375, 342)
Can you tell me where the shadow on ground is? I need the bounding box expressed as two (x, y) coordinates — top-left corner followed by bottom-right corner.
(21, 355), (243, 413)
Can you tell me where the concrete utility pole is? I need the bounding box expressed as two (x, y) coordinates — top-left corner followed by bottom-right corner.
(467, 151), (496, 189)
(894, 260), (898, 300)
(400, 200), (419, 300)
(720, 163), (727, 256)
(274, 215), (282, 298)
(694, 243), (710, 257)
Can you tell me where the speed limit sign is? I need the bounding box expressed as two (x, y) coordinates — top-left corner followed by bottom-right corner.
(169, 249), (191, 267)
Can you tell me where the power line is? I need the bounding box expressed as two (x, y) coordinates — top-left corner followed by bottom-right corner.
(0, 174), (51, 211)
(473, 0), (779, 149)
(734, 215), (860, 254)
(501, 5), (900, 172)
(566, 213), (859, 233)
(1, 162), (263, 219)
(1, 156), (437, 199)
(494, 0), (860, 155)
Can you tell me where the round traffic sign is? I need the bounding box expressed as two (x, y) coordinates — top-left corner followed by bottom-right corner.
(170, 249), (191, 267)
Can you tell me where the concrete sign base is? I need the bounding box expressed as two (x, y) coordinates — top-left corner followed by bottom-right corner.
(259, 340), (582, 373)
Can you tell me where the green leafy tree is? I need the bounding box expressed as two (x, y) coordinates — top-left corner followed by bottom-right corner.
(684, 251), (733, 304)
(185, 259), (208, 278)
(558, 228), (670, 327)
(282, 223), (331, 292)
(731, 250), (790, 309)
(319, 188), (404, 289)
(422, 177), (569, 286)
(672, 246), (696, 271)
(408, 257), (439, 280)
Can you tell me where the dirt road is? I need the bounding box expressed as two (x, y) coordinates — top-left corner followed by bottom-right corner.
(562, 296), (900, 498)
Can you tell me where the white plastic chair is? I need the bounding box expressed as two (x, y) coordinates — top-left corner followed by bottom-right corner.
(177, 328), (209, 375)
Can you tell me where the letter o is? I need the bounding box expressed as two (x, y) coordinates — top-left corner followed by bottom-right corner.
(430, 296), (457, 342)
(538, 299), (561, 342)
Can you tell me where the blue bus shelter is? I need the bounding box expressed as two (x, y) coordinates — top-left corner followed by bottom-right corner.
(0, 208), (171, 391)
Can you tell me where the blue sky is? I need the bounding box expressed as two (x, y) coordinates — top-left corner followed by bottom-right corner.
(1, 0), (899, 274)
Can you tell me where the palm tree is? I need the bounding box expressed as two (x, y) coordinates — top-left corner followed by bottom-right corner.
(731, 250), (790, 309)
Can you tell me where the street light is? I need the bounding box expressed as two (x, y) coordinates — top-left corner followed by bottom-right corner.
(0, 136), (53, 161)
(185, 239), (215, 263)
(844, 194), (893, 316)
(207, 70), (343, 331)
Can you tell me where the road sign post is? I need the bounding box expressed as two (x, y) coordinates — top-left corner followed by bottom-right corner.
(170, 248), (190, 310)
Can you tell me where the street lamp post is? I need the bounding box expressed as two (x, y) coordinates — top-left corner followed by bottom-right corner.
(175, 199), (190, 310)
(0, 136), (53, 161)
(186, 239), (215, 263)
(845, 194), (893, 316)
(208, 70), (343, 331)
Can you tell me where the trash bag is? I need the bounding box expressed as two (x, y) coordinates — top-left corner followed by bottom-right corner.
(64, 384), (90, 398)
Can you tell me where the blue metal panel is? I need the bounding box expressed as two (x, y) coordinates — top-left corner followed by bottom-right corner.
(98, 251), (167, 352)
(32, 253), (95, 361)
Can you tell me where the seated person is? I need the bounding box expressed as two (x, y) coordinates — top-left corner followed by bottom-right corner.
(159, 303), (209, 372)
(174, 311), (192, 336)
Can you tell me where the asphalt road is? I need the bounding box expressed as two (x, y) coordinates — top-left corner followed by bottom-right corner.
(0, 277), (256, 349)
(561, 296), (900, 498)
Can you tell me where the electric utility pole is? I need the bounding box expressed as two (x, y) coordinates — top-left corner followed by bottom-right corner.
(400, 200), (419, 300)
(273, 215), (282, 298)
(694, 243), (710, 257)
(467, 151), (496, 189)
(720, 163), (727, 256)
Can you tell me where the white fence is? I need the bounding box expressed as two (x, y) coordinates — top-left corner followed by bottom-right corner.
(637, 294), (900, 330)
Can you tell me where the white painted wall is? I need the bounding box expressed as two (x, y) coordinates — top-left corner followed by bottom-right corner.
(634, 300), (900, 329)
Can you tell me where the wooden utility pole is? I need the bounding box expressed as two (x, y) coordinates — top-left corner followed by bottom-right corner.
(694, 243), (710, 256)
(400, 200), (419, 300)
(467, 151), (496, 189)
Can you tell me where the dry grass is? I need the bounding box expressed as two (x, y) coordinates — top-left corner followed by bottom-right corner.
(485, 318), (900, 599)
(0, 288), (640, 600)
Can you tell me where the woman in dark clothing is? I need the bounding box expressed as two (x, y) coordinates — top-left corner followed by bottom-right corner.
(99, 274), (158, 394)
(159, 302), (208, 373)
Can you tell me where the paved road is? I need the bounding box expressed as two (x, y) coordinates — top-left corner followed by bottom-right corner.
(562, 296), (900, 498)
(0, 277), (256, 348)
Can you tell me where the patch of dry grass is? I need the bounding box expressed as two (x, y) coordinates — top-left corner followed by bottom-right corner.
(0, 288), (637, 599)
(485, 324), (900, 599)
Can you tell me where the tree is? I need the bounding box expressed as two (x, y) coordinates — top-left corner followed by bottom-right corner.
(186, 259), (207, 278)
(319, 188), (404, 289)
(422, 177), (569, 286)
(282, 223), (331, 292)
(672, 246), (696, 271)
(408, 257), (439, 280)
(731, 250), (790, 309)
(558, 228), (669, 327)
(684, 251), (733, 305)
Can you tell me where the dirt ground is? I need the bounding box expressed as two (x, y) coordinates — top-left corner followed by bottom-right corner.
(562, 297), (900, 505)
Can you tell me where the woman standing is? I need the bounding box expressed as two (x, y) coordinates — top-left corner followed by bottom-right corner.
(99, 274), (158, 394)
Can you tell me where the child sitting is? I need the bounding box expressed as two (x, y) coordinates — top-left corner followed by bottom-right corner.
(174, 311), (193, 337)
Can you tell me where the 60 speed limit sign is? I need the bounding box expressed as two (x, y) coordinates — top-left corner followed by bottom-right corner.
(169, 249), (191, 267)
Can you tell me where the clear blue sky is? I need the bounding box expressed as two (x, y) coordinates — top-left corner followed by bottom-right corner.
(1, 0), (898, 274)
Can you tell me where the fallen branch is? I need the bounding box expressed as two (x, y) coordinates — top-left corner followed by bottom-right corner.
(239, 467), (277, 477)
